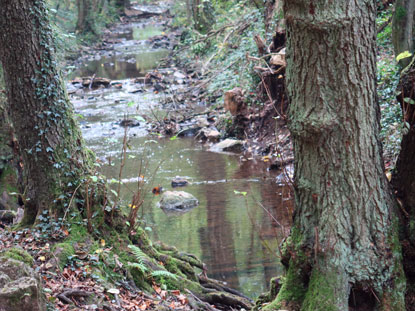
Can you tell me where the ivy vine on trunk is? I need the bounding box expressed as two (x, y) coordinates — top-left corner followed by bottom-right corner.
(0, 0), (93, 224)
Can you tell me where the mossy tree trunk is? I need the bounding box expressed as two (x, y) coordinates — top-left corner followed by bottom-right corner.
(264, 1), (406, 310)
(0, 0), (92, 224)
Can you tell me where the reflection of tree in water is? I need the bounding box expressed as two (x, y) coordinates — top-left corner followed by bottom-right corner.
(197, 153), (240, 289)
(231, 159), (293, 290)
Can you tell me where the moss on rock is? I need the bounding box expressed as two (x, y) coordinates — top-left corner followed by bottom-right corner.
(0, 247), (34, 266)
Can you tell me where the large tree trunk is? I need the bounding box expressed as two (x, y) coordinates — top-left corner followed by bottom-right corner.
(263, 1), (406, 310)
(0, 0), (92, 224)
(392, 55), (415, 310)
(391, 1), (415, 308)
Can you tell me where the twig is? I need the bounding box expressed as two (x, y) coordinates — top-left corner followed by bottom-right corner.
(88, 74), (96, 89)
(202, 22), (246, 73)
(62, 183), (82, 223)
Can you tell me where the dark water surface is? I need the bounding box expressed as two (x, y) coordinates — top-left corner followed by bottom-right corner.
(70, 12), (293, 298)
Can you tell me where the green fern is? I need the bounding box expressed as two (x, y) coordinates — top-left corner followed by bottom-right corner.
(128, 245), (178, 281)
(128, 262), (148, 274)
(128, 245), (149, 274)
(128, 245), (147, 262)
(151, 270), (178, 280)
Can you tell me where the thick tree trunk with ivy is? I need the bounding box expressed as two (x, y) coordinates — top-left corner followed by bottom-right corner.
(262, 1), (406, 310)
(0, 0), (92, 224)
(392, 1), (415, 307)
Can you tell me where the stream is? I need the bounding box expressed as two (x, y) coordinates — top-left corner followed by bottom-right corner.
(68, 4), (292, 298)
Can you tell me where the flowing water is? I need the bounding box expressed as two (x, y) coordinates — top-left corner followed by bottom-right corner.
(69, 9), (292, 298)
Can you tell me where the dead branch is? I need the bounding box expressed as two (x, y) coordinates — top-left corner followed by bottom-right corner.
(57, 289), (92, 304)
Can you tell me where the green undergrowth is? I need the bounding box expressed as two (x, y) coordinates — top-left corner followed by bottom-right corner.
(376, 4), (403, 168)
(172, 0), (276, 108)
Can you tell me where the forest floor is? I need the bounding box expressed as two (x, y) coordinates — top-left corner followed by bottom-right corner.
(0, 226), (194, 311)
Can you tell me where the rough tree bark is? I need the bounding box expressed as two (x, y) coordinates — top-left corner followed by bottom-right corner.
(263, 1), (406, 310)
(0, 0), (92, 224)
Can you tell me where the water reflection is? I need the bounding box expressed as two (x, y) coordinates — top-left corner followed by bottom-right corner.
(196, 153), (240, 289)
(76, 50), (169, 80)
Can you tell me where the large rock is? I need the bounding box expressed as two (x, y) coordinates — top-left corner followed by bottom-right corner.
(159, 191), (198, 211)
(210, 139), (244, 153)
(0, 248), (45, 311)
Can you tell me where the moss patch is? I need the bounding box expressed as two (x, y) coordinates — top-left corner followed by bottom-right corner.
(0, 247), (34, 266)
(263, 261), (306, 310)
(300, 269), (338, 311)
(52, 242), (75, 269)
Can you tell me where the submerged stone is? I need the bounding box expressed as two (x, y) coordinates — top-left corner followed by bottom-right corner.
(171, 178), (189, 188)
(159, 191), (198, 211)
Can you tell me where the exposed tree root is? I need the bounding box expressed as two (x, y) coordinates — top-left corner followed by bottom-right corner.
(129, 228), (254, 310)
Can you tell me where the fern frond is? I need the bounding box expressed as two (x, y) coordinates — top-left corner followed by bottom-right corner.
(128, 245), (147, 264)
(128, 262), (148, 273)
(151, 270), (178, 280)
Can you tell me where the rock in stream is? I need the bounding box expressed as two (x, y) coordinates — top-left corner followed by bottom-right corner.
(159, 191), (198, 211)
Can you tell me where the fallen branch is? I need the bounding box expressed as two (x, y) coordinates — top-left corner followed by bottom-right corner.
(57, 289), (92, 304)
(185, 289), (221, 311)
